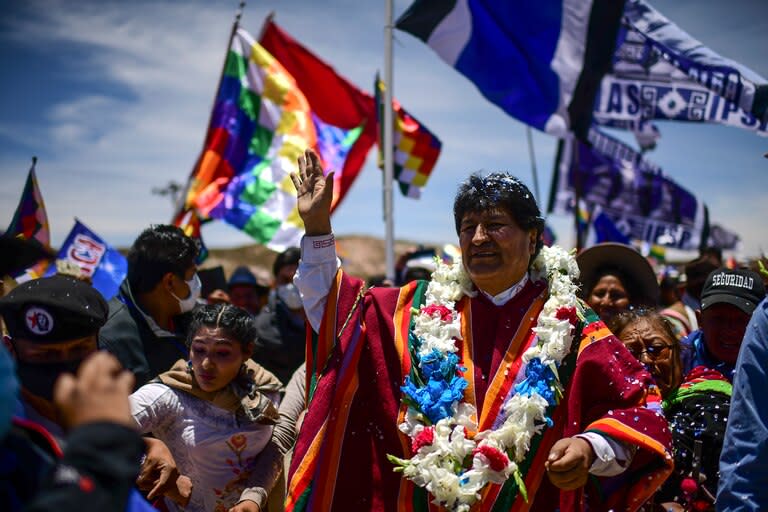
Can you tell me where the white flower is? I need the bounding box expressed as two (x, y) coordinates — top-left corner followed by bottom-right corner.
(399, 408), (425, 437)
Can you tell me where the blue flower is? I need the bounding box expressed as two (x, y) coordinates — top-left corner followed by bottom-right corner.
(401, 373), (468, 424)
(514, 358), (557, 406)
(420, 350), (461, 381)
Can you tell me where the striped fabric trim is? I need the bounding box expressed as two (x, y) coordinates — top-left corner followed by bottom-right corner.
(577, 324), (613, 355)
(306, 269), (343, 401)
(287, 269), (364, 511)
(457, 297), (478, 434)
(586, 418), (670, 466)
(585, 417), (674, 511)
(308, 321), (366, 511)
(395, 280), (425, 511)
(285, 420), (328, 511)
(478, 289), (547, 431)
(488, 342), (580, 511)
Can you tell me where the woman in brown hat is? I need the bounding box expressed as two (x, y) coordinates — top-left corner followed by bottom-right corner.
(576, 242), (660, 324)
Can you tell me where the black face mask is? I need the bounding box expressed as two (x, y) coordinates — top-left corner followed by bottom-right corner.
(15, 359), (84, 402)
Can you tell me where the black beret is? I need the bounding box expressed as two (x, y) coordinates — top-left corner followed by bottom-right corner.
(0, 275), (108, 342)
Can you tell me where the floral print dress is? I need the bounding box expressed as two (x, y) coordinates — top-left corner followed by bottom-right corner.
(130, 383), (276, 511)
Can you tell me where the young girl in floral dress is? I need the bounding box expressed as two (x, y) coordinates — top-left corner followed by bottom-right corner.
(130, 304), (283, 512)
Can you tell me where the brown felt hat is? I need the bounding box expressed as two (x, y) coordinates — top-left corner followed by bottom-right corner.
(576, 242), (659, 306)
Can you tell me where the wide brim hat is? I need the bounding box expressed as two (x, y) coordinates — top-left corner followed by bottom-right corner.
(576, 242), (659, 305)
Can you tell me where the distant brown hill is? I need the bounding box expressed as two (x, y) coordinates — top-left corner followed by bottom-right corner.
(203, 235), (429, 282)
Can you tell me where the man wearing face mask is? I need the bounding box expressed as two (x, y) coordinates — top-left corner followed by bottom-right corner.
(1, 274), (110, 437)
(0, 276), (148, 510)
(99, 225), (201, 388)
(252, 247), (306, 386)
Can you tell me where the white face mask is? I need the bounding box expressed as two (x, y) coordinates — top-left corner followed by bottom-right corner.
(276, 283), (303, 310)
(172, 273), (202, 314)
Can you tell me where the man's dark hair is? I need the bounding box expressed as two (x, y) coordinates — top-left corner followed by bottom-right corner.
(127, 225), (199, 294)
(273, 247), (301, 277)
(453, 172), (545, 263)
(186, 303), (256, 354)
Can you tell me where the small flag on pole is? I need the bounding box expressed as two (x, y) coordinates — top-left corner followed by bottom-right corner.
(375, 74), (442, 198)
(7, 158), (50, 246)
(44, 219), (128, 300)
(6, 158), (53, 281)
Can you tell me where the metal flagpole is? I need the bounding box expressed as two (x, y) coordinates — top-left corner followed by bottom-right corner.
(383, 0), (396, 282)
(172, 1), (246, 222)
(525, 126), (541, 205)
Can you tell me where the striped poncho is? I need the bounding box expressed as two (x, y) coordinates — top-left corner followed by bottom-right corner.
(287, 271), (672, 511)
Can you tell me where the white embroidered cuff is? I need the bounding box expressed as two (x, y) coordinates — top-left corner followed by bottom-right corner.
(577, 432), (635, 477)
(300, 234), (336, 263)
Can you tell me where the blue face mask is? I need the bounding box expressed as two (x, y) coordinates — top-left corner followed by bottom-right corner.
(0, 342), (20, 439)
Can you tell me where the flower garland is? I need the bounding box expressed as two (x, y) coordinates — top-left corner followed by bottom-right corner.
(387, 245), (580, 511)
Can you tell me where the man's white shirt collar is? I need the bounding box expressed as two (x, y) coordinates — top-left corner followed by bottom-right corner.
(479, 273), (529, 306)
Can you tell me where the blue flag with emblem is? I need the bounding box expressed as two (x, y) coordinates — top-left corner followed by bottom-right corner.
(45, 219), (127, 301)
(395, 0), (626, 137)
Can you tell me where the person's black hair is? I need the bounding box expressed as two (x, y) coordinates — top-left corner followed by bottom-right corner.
(127, 225), (199, 294)
(273, 247), (301, 277)
(453, 172), (545, 265)
(607, 307), (679, 349)
(186, 303), (256, 354)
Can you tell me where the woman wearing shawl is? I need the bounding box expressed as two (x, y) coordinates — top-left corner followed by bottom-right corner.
(130, 304), (284, 512)
(610, 309), (731, 511)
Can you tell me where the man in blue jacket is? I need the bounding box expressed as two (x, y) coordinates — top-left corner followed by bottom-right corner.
(718, 296), (768, 510)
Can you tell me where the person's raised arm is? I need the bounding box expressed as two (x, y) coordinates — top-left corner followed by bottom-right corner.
(291, 149), (334, 236)
(291, 149), (341, 332)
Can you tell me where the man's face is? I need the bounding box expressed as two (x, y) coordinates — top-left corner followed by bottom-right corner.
(167, 265), (198, 313)
(701, 303), (751, 365)
(11, 334), (98, 403)
(229, 285), (261, 315)
(458, 208), (537, 296)
(13, 335), (98, 365)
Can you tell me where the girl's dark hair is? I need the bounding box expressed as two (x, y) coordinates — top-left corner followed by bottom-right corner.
(186, 304), (256, 354)
(453, 172), (545, 264)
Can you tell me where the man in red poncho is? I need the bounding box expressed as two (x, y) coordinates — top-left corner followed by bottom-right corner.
(285, 149), (672, 511)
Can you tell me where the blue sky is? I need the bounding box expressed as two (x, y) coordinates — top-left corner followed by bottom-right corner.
(1, 0), (766, 258)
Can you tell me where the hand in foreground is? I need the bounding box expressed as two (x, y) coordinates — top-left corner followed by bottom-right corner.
(137, 437), (189, 504)
(545, 437), (595, 490)
(229, 499), (261, 512)
(291, 148), (334, 236)
(53, 351), (135, 430)
(166, 476), (193, 507)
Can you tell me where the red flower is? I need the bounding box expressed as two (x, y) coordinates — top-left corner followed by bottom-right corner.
(473, 445), (510, 472)
(555, 306), (578, 326)
(411, 426), (435, 453)
(230, 434), (247, 449)
(680, 477), (698, 495)
(422, 304), (453, 322)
